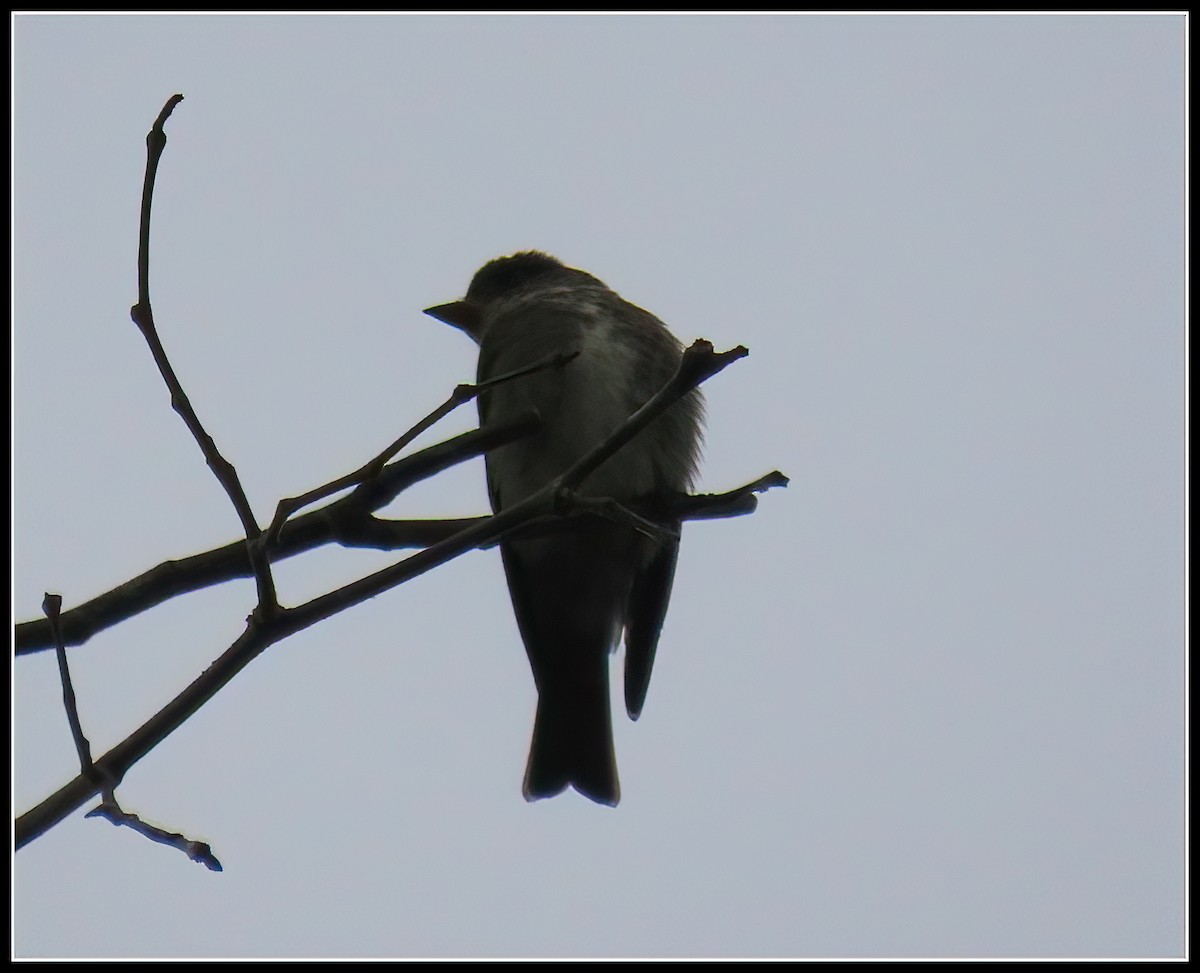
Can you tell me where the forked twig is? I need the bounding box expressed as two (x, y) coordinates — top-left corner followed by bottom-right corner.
(260, 349), (579, 552)
(44, 592), (221, 869)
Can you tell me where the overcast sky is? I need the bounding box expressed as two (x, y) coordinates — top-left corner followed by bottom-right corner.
(12, 12), (1186, 960)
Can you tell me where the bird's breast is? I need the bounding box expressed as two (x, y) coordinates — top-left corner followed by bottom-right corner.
(482, 306), (663, 507)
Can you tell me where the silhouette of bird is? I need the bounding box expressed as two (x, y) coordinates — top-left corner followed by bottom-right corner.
(425, 252), (703, 805)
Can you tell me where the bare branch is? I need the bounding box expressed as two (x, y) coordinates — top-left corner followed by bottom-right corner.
(45, 593), (100, 779)
(18, 621), (265, 849)
(260, 348), (578, 552)
(15, 417), (537, 655)
(43, 592), (222, 869)
(559, 340), (748, 493)
(14, 443), (785, 656)
(15, 341), (755, 849)
(85, 801), (223, 872)
(557, 495), (680, 542)
(14, 463), (780, 660)
(127, 93), (278, 615)
(280, 342), (751, 630)
(667, 470), (790, 520)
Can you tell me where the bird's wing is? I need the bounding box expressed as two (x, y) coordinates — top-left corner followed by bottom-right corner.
(623, 530), (682, 720)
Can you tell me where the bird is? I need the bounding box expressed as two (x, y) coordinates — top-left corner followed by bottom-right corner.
(424, 251), (703, 806)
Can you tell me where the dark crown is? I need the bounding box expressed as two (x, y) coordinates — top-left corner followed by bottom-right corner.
(465, 251), (565, 306)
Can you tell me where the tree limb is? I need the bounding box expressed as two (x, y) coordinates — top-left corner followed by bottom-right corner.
(16, 340), (769, 849)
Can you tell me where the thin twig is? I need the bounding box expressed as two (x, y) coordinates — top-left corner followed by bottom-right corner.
(669, 470), (791, 520)
(260, 349), (578, 552)
(127, 93), (278, 617)
(44, 593), (97, 777)
(556, 341), (748, 508)
(85, 801), (223, 872)
(558, 495), (680, 541)
(43, 593), (220, 869)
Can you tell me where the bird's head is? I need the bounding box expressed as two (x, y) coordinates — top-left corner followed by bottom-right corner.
(423, 251), (565, 341)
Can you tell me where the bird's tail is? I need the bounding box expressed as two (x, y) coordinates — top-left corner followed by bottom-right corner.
(523, 677), (620, 807)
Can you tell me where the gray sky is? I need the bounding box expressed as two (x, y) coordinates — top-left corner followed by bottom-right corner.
(12, 12), (1185, 960)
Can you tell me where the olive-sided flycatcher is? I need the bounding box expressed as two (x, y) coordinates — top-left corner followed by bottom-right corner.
(425, 252), (703, 806)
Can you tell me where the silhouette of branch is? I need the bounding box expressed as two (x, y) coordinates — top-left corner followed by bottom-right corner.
(14, 418), (536, 655)
(127, 93), (278, 615)
(15, 341), (760, 850)
(43, 592), (222, 869)
(45, 594), (100, 778)
(558, 340), (747, 496)
(13, 452), (780, 656)
(260, 349), (579, 553)
(667, 470), (791, 520)
(85, 802), (222, 872)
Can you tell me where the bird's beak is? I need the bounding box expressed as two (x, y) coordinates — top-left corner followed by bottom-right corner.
(423, 300), (484, 341)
